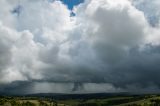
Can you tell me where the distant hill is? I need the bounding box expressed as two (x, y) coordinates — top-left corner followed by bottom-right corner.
(25, 92), (133, 100)
(0, 92), (153, 100)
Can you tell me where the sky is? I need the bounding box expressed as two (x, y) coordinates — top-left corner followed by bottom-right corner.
(61, 0), (84, 10)
(1, 0), (160, 94)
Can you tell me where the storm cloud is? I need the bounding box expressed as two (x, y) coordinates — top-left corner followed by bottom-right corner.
(1, 0), (160, 94)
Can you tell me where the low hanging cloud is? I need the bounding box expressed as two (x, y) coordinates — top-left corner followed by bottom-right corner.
(1, 0), (160, 94)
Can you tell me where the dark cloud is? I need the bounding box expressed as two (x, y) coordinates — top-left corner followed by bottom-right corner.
(106, 45), (160, 87)
(0, 81), (34, 95)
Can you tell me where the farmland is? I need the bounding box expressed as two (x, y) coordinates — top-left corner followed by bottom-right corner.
(1, 94), (160, 106)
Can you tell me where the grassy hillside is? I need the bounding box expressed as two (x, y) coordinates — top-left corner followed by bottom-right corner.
(1, 94), (160, 106)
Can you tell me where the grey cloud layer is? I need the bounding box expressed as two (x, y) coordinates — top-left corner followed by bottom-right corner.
(0, 0), (160, 93)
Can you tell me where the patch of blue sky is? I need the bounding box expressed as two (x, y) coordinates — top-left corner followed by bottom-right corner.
(61, 0), (84, 10)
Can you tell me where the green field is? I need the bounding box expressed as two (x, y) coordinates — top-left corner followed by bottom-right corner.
(1, 95), (160, 106)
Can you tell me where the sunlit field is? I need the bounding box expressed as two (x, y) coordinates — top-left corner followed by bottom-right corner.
(1, 94), (160, 106)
